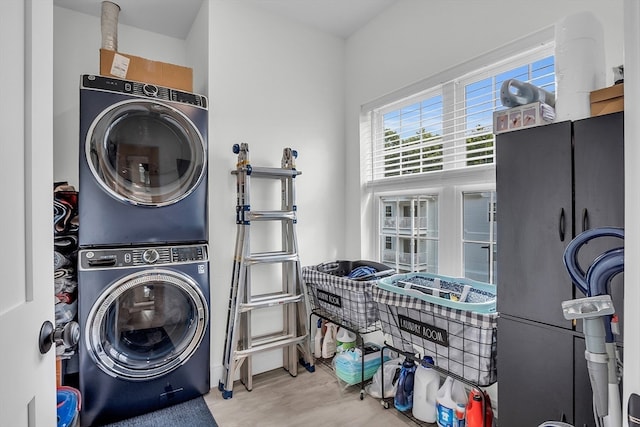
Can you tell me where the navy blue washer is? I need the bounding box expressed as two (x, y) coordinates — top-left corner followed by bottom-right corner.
(77, 243), (210, 427)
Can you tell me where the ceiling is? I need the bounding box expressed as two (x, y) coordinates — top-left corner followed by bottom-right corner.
(53, 0), (398, 40)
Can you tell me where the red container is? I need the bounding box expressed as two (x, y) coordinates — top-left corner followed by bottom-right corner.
(466, 389), (494, 427)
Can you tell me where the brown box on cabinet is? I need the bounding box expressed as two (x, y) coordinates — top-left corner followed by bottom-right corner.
(590, 83), (624, 117)
(99, 49), (193, 92)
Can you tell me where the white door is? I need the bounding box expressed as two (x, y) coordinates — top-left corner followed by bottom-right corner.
(0, 1), (56, 426)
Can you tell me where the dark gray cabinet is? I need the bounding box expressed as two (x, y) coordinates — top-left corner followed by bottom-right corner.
(573, 112), (625, 340)
(495, 112), (624, 426)
(496, 120), (573, 329)
(497, 316), (575, 424)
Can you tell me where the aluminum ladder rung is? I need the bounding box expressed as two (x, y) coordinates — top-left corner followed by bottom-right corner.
(239, 292), (303, 312)
(234, 334), (308, 357)
(245, 251), (299, 264)
(232, 166), (302, 178)
(246, 210), (296, 221)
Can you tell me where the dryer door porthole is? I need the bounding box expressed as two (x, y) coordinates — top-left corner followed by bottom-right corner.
(86, 99), (206, 207)
(85, 269), (208, 380)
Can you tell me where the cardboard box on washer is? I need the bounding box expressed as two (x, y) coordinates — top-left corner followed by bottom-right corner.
(99, 49), (193, 92)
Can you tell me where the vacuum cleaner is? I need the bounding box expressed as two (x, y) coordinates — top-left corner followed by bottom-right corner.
(540, 227), (624, 427)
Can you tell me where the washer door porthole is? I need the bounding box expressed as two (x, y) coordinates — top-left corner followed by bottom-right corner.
(86, 269), (208, 380)
(86, 99), (206, 207)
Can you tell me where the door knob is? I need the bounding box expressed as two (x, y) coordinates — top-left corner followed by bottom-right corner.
(39, 320), (80, 354)
(39, 320), (54, 354)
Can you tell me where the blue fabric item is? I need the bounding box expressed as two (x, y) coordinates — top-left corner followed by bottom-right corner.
(347, 266), (377, 278)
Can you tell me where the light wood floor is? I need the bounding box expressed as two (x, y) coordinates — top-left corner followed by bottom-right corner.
(205, 361), (431, 427)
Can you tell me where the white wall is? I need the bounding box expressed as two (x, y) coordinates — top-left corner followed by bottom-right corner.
(344, 0), (625, 259)
(208, 0), (345, 378)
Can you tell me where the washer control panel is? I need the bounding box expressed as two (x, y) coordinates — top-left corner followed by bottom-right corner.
(79, 244), (208, 270)
(81, 74), (208, 109)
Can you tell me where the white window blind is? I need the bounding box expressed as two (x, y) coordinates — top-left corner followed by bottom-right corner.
(365, 44), (555, 184)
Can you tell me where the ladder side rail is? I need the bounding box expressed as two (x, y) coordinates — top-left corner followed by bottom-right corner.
(221, 163), (249, 391)
(222, 249), (250, 394)
(221, 222), (244, 368)
(283, 171), (313, 369)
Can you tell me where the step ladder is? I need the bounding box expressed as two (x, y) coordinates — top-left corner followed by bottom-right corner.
(219, 143), (315, 399)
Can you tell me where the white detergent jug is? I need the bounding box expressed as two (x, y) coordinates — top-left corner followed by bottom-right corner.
(336, 328), (356, 353)
(412, 356), (439, 423)
(321, 323), (338, 358)
(436, 376), (467, 427)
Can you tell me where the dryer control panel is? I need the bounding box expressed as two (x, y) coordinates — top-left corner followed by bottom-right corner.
(79, 244), (209, 270)
(81, 74), (208, 109)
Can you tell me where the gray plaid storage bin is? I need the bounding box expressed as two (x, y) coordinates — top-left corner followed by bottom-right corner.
(302, 264), (382, 332)
(373, 285), (498, 386)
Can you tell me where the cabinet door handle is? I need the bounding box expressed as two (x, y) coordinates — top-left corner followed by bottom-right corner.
(559, 208), (566, 242)
(582, 208), (590, 232)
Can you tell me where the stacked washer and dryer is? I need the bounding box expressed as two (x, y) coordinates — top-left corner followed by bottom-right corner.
(76, 74), (210, 426)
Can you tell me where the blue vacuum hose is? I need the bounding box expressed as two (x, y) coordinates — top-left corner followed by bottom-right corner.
(563, 227), (623, 343)
(563, 227), (624, 298)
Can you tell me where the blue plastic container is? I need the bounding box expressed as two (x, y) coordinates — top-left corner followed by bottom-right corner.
(377, 272), (496, 314)
(57, 387), (80, 427)
(333, 343), (389, 385)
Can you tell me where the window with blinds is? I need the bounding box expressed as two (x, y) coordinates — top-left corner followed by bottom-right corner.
(365, 46), (555, 183)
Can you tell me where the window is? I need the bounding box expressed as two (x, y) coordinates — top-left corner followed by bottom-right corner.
(363, 36), (554, 282)
(379, 195), (438, 273)
(367, 51), (555, 183)
(463, 191), (497, 283)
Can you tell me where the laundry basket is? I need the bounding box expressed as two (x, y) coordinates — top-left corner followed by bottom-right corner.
(302, 260), (394, 333)
(373, 274), (498, 386)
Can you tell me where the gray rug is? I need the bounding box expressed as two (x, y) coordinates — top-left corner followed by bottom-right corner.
(101, 396), (218, 427)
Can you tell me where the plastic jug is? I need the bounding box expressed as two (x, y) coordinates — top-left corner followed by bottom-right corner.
(394, 358), (416, 412)
(412, 356), (439, 423)
(321, 323), (337, 358)
(466, 389), (495, 427)
(314, 319), (323, 359)
(336, 328), (356, 353)
(436, 376), (467, 427)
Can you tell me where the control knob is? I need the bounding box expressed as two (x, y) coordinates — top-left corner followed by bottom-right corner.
(143, 84), (159, 97)
(142, 248), (160, 264)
